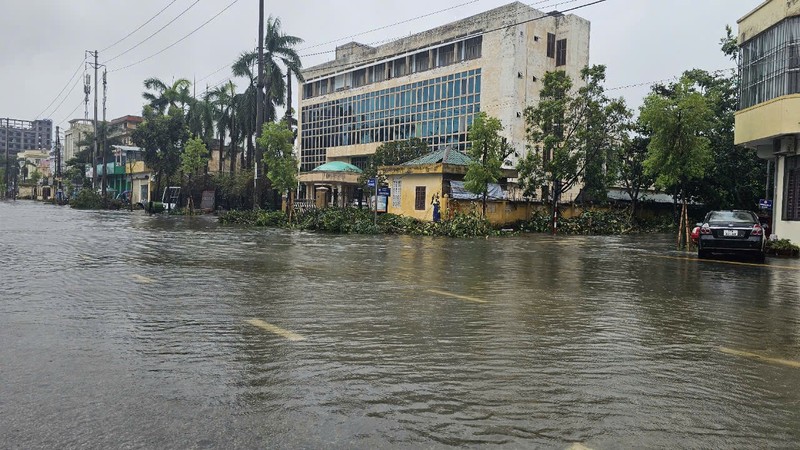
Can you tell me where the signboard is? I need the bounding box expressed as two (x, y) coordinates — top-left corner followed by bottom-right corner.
(201, 190), (215, 211)
(376, 195), (387, 213)
(367, 178), (376, 188)
(377, 187), (391, 196)
(759, 199), (773, 210)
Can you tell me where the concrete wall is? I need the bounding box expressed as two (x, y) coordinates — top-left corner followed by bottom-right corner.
(738, 0), (800, 43)
(387, 173), (443, 221)
(735, 94), (800, 145)
(772, 156), (800, 242)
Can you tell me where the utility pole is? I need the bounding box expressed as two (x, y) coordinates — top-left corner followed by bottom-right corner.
(102, 69), (108, 198)
(55, 126), (62, 199)
(254, 0), (265, 209)
(90, 50), (99, 191)
(4, 118), (8, 199)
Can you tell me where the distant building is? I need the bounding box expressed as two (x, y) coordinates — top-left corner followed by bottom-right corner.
(297, 1), (590, 205)
(108, 115), (143, 146)
(17, 150), (50, 181)
(735, 0), (800, 242)
(63, 118), (93, 166)
(0, 118), (52, 157)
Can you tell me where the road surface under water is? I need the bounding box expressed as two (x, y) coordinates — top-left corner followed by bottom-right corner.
(1, 201), (799, 449)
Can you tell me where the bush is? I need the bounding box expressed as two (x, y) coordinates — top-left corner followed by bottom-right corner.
(766, 239), (800, 257)
(521, 209), (672, 235)
(219, 207), (503, 238)
(70, 189), (102, 210)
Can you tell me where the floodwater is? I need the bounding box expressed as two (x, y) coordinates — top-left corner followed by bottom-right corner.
(1, 200), (799, 449)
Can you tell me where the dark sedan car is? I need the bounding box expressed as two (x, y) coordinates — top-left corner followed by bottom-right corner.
(697, 210), (766, 262)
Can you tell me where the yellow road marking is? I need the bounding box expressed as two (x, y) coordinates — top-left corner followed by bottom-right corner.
(132, 274), (155, 284)
(652, 254), (800, 270)
(246, 319), (305, 341)
(567, 444), (594, 450)
(427, 289), (487, 304)
(720, 347), (800, 369)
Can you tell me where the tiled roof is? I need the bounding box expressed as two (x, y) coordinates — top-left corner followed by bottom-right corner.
(402, 148), (473, 166)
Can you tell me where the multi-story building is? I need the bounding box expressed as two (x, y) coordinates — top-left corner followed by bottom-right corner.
(63, 118), (93, 166)
(735, 0), (800, 243)
(298, 1), (590, 204)
(0, 118), (52, 157)
(108, 115), (143, 146)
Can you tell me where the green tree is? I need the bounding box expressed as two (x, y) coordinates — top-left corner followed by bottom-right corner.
(232, 51), (259, 169)
(640, 76), (714, 248)
(238, 17), (303, 124)
(181, 136), (210, 213)
(257, 122), (298, 217)
(205, 81), (237, 174)
(142, 78), (193, 115)
(618, 122), (655, 220)
(520, 65), (630, 230)
(464, 113), (512, 217)
(132, 106), (190, 199)
(360, 138), (430, 186)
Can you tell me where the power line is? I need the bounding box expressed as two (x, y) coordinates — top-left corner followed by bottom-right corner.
(100, 0), (181, 52)
(110, 0), (240, 73)
(58, 100), (85, 128)
(46, 77), (83, 120)
(104, 0), (201, 64)
(36, 59), (85, 119)
(299, 0), (484, 51)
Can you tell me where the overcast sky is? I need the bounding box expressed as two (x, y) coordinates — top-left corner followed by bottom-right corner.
(0, 0), (756, 131)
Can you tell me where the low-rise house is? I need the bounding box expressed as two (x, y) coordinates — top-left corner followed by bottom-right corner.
(380, 148), (519, 223)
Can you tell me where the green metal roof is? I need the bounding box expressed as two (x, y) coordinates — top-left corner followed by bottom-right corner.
(311, 161), (364, 173)
(402, 148), (473, 166)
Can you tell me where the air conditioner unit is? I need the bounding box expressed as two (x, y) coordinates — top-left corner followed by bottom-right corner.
(774, 136), (797, 155)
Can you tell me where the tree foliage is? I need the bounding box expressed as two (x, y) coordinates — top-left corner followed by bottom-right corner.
(360, 138), (430, 185)
(181, 136), (210, 176)
(464, 113), (512, 216)
(257, 121), (298, 197)
(519, 65), (631, 202)
(132, 106), (190, 195)
(640, 77), (714, 199)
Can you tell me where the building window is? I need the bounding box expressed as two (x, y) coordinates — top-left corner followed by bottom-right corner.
(415, 186), (426, 210)
(740, 16), (800, 109)
(547, 33), (556, 58)
(785, 155), (800, 221)
(556, 39), (567, 66)
(464, 36), (482, 60)
(392, 179), (402, 208)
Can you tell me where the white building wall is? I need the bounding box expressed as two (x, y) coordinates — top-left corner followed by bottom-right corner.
(772, 156), (800, 242)
(299, 2), (590, 201)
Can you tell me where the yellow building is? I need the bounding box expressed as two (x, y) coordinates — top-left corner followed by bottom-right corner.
(381, 148), (516, 223)
(735, 0), (800, 242)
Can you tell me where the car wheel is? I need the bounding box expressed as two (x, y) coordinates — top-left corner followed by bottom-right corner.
(756, 252), (766, 264)
(698, 248), (709, 259)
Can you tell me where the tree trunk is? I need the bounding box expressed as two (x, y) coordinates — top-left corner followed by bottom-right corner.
(482, 191), (487, 219)
(285, 71), (293, 126)
(218, 131), (225, 174)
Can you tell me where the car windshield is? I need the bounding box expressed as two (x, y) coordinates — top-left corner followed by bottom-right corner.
(707, 211), (755, 224)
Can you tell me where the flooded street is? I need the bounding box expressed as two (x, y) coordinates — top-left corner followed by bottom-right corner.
(2, 200), (799, 449)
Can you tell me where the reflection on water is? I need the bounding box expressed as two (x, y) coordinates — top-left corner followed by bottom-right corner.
(1, 201), (799, 448)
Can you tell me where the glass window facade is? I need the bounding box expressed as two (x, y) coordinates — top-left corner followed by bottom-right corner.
(740, 16), (800, 109)
(300, 68), (482, 172)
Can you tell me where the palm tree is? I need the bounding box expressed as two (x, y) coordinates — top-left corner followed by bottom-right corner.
(187, 96), (215, 147)
(142, 78), (193, 114)
(232, 52), (259, 169)
(205, 82), (236, 173)
(236, 17), (303, 125)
